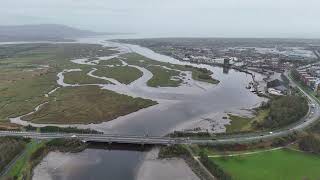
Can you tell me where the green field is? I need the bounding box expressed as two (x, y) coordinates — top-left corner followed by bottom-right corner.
(23, 86), (157, 124)
(211, 149), (320, 180)
(147, 65), (182, 87)
(122, 53), (219, 87)
(93, 66), (143, 84)
(189, 67), (220, 84)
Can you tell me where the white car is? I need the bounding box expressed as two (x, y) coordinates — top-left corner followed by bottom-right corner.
(71, 135), (77, 138)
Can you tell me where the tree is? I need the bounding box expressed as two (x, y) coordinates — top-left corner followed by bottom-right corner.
(299, 134), (320, 154)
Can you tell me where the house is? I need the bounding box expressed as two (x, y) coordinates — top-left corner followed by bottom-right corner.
(267, 79), (283, 88)
(267, 79), (288, 95)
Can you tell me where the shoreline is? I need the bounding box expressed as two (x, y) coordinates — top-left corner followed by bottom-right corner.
(136, 147), (200, 180)
(2, 37), (267, 180)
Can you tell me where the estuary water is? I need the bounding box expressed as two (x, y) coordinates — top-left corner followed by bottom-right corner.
(29, 35), (265, 180)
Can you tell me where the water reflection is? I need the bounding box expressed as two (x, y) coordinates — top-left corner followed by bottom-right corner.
(33, 144), (151, 180)
(223, 66), (230, 74)
(33, 36), (266, 180)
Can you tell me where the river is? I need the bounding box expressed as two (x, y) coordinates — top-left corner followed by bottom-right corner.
(20, 35), (266, 180)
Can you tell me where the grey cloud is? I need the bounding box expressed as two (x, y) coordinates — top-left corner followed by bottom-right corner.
(0, 0), (319, 38)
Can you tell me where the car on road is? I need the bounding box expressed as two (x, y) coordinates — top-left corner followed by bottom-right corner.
(71, 135), (77, 138)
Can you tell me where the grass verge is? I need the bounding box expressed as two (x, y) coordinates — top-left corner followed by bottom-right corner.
(6, 140), (44, 179)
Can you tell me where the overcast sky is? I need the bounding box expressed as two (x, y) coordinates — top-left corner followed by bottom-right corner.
(1, 0), (320, 38)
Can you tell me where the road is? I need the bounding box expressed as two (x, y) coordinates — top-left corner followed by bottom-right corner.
(0, 71), (319, 145)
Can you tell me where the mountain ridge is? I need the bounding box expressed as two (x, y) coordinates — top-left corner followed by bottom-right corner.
(0, 24), (104, 42)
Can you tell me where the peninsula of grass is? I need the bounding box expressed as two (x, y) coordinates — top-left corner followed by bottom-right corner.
(23, 86), (157, 124)
(187, 66), (220, 84)
(122, 53), (219, 86)
(93, 66), (143, 84)
(147, 65), (182, 87)
(63, 68), (111, 85)
(211, 148), (320, 180)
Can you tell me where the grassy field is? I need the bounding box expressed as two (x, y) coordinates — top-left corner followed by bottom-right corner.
(63, 68), (111, 85)
(0, 44), (159, 124)
(0, 44), (118, 121)
(0, 71), (57, 121)
(147, 65), (182, 87)
(226, 109), (269, 133)
(211, 149), (320, 180)
(226, 114), (252, 133)
(23, 86), (157, 124)
(122, 53), (219, 87)
(93, 66), (143, 84)
(185, 66), (220, 84)
(0, 43), (118, 69)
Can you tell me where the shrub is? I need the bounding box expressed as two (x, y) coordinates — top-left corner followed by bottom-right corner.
(299, 134), (320, 154)
(199, 151), (232, 180)
(262, 96), (308, 129)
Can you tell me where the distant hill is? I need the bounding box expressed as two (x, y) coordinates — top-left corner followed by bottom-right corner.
(0, 24), (104, 42)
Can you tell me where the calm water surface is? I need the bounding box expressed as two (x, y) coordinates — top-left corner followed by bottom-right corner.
(33, 35), (265, 180)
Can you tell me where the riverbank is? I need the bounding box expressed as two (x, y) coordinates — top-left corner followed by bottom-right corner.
(2, 139), (87, 180)
(136, 147), (200, 180)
